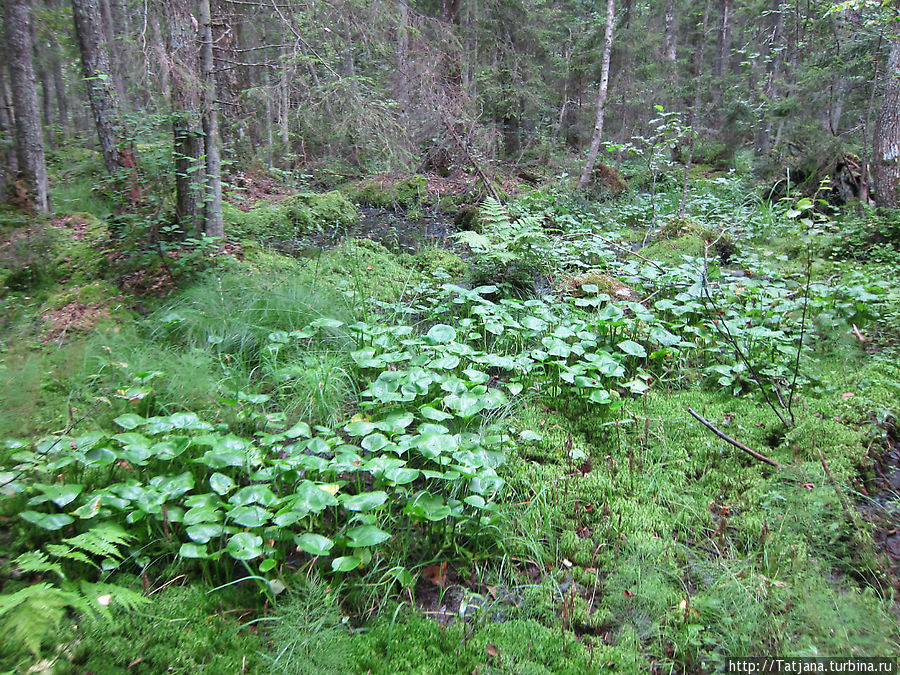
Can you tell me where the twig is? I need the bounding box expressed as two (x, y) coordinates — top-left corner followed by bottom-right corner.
(687, 408), (784, 469)
(442, 118), (501, 202)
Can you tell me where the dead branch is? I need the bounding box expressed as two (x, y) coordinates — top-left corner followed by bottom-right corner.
(687, 408), (784, 469)
(442, 118), (501, 202)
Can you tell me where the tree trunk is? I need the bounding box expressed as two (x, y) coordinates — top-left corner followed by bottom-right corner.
(754, 0), (783, 156)
(36, 62), (55, 150)
(578, 0), (615, 190)
(173, 112), (203, 230)
(0, 70), (17, 197)
(873, 36), (900, 208)
(6, 0), (50, 212)
(395, 0), (409, 111)
(679, 0), (711, 217)
(715, 0), (733, 78)
(199, 0), (223, 237)
(664, 0), (677, 63)
(71, 0), (136, 178)
(49, 49), (69, 135)
(166, 0), (204, 230)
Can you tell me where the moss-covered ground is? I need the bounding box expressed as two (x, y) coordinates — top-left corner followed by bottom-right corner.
(1, 168), (899, 673)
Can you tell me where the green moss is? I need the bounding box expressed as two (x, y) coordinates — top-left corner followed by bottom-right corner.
(347, 610), (638, 674)
(228, 191), (358, 238)
(42, 280), (121, 311)
(58, 585), (266, 674)
(349, 175), (428, 209)
(409, 247), (466, 279)
(641, 234), (706, 265)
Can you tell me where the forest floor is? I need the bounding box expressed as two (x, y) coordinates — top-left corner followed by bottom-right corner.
(2, 157), (900, 673)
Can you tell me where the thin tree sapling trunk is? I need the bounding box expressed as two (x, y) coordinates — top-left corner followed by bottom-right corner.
(578, 0), (615, 190)
(199, 0), (223, 237)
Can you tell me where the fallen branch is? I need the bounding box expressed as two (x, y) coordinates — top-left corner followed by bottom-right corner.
(687, 408), (784, 469)
(442, 118), (501, 202)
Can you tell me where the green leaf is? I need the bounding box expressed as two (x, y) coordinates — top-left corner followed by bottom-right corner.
(113, 414), (145, 430)
(344, 420), (377, 437)
(209, 472), (235, 495)
(28, 484), (83, 508)
(588, 389), (612, 404)
(425, 324), (457, 344)
(294, 533), (334, 556)
(341, 491), (388, 512)
(346, 525), (391, 547)
(331, 555), (362, 572)
(179, 542), (212, 559)
(361, 433), (390, 452)
(183, 506), (222, 526)
(617, 340), (647, 358)
(230, 485), (279, 507)
(227, 505), (271, 528)
(225, 533), (263, 560)
(20, 511), (74, 531)
(420, 406), (452, 422)
(71, 496), (102, 520)
(291, 481), (339, 513)
(284, 421), (312, 439)
(416, 432), (458, 459)
(383, 467), (419, 484)
(376, 412), (415, 433)
(186, 523), (224, 543)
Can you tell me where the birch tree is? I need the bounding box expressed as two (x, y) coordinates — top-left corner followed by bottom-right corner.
(578, 0), (615, 190)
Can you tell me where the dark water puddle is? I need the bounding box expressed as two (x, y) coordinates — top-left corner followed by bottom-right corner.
(271, 206), (455, 257)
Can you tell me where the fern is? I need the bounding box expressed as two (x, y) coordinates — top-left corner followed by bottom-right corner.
(478, 197), (510, 229)
(0, 524), (148, 659)
(62, 523), (133, 560)
(14, 550), (65, 579)
(452, 197), (552, 280)
(0, 584), (86, 657)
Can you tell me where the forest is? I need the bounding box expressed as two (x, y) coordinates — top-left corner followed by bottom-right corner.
(1, 0), (900, 671)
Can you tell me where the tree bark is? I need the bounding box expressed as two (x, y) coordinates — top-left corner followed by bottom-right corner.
(873, 36), (900, 208)
(715, 0), (732, 78)
(578, 0), (615, 190)
(71, 0), (136, 177)
(6, 0), (50, 212)
(664, 0), (677, 63)
(49, 48), (69, 135)
(0, 69), (17, 197)
(199, 0), (223, 237)
(166, 0), (204, 231)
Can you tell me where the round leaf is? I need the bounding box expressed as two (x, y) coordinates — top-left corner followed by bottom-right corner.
(346, 525), (391, 547)
(426, 324), (457, 344)
(341, 491), (388, 512)
(225, 533), (263, 560)
(331, 555), (362, 572)
(294, 533), (334, 556)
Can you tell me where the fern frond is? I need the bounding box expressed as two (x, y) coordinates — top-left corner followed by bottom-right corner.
(62, 523), (133, 560)
(45, 543), (95, 567)
(0, 583), (84, 657)
(479, 197), (509, 228)
(79, 581), (150, 613)
(14, 551), (65, 579)
(452, 231), (492, 251)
